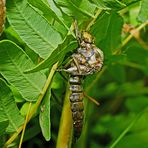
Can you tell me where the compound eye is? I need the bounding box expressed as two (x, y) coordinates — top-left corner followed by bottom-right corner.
(82, 32), (93, 43)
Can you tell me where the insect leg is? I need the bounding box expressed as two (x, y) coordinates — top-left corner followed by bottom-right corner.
(72, 55), (81, 74)
(83, 92), (100, 106)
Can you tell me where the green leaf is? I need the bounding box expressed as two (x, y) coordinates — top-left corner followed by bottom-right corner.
(108, 64), (126, 83)
(91, 12), (112, 43)
(47, 0), (65, 18)
(39, 87), (51, 141)
(103, 0), (126, 9)
(125, 96), (148, 113)
(4, 26), (24, 46)
(125, 43), (148, 74)
(0, 120), (9, 136)
(7, 0), (63, 59)
(25, 35), (77, 73)
(115, 130), (148, 148)
(113, 110), (148, 148)
(9, 85), (24, 102)
(120, 81), (148, 97)
(132, 110), (148, 132)
(91, 12), (123, 56)
(122, 0), (140, 6)
(27, 0), (60, 22)
(20, 102), (37, 116)
(109, 110), (146, 148)
(0, 79), (24, 133)
(0, 40), (46, 101)
(27, 0), (69, 28)
(89, 0), (126, 10)
(54, 0), (96, 19)
(138, 0), (148, 22)
(72, 0), (97, 16)
(27, 0), (71, 38)
(89, 0), (110, 9)
(129, 5), (140, 25)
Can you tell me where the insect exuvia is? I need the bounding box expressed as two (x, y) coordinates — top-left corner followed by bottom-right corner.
(61, 24), (104, 140)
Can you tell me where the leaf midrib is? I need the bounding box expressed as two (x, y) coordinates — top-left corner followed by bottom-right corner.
(13, 1), (55, 50)
(6, 49), (42, 95)
(1, 90), (20, 132)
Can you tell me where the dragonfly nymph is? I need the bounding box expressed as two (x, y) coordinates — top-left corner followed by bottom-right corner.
(62, 31), (104, 140)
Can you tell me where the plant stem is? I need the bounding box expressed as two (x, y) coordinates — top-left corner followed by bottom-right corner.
(109, 110), (146, 148)
(18, 102), (32, 148)
(122, 21), (148, 47)
(86, 9), (102, 31)
(3, 62), (58, 148)
(114, 21), (148, 55)
(56, 83), (73, 148)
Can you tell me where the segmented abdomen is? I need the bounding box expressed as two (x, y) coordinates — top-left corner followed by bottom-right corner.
(69, 75), (84, 139)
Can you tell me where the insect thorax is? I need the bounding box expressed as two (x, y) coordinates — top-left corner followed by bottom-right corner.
(65, 32), (104, 76)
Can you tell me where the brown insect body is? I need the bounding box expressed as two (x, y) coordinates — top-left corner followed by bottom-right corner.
(69, 75), (84, 138)
(64, 32), (104, 139)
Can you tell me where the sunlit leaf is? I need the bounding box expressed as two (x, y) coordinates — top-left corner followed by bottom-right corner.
(20, 102), (37, 116)
(138, 0), (148, 22)
(0, 40), (46, 101)
(25, 35), (77, 73)
(39, 87), (51, 141)
(27, 0), (70, 29)
(89, 0), (126, 10)
(0, 79), (24, 133)
(7, 0), (63, 59)
(122, 0), (140, 5)
(54, 0), (96, 19)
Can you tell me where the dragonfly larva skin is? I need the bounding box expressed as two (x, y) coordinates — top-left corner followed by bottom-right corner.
(69, 75), (84, 139)
(63, 31), (104, 140)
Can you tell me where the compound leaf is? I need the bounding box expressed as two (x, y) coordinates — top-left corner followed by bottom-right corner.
(39, 87), (51, 141)
(0, 79), (24, 133)
(0, 40), (46, 101)
(7, 0), (63, 59)
(138, 0), (148, 22)
(25, 35), (77, 73)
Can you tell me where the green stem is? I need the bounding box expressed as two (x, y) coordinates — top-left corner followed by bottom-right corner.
(3, 62), (58, 148)
(109, 110), (146, 148)
(56, 83), (73, 148)
(19, 102), (32, 148)
(113, 21), (148, 55)
(122, 21), (148, 48)
(86, 9), (102, 31)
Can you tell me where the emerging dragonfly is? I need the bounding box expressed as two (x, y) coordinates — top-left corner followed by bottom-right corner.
(60, 22), (104, 140)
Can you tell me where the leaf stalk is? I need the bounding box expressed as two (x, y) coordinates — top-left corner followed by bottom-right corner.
(3, 62), (58, 148)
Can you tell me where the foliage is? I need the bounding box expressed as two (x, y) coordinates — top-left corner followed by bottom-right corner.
(0, 0), (148, 147)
